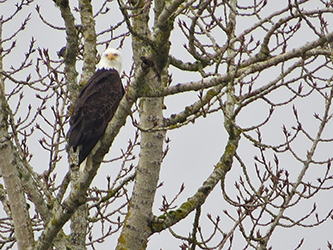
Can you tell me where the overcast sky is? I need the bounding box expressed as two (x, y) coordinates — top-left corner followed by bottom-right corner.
(1, 0), (332, 249)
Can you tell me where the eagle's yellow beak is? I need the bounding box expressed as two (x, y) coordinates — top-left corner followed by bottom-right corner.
(108, 53), (116, 60)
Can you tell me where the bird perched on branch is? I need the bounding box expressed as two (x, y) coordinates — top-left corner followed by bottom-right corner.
(68, 48), (124, 165)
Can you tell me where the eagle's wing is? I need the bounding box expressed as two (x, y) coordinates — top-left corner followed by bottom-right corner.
(68, 69), (124, 164)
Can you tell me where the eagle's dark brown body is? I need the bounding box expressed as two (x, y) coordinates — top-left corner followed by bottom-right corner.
(68, 68), (124, 165)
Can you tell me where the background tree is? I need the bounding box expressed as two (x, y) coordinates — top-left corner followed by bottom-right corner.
(0, 0), (333, 249)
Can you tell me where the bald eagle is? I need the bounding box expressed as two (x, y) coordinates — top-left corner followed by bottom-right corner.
(68, 48), (124, 165)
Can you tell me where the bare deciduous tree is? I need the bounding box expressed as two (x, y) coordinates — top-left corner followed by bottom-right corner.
(0, 0), (332, 249)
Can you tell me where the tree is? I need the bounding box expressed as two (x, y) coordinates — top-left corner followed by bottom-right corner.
(0, 0), (333, 249)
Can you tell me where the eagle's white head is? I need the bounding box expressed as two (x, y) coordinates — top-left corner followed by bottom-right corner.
(97, 48), (122, 73)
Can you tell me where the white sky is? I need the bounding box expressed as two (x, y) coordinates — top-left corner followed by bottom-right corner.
(1, 0), (332, 249)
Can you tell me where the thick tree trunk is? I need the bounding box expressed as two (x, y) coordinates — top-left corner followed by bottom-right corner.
(117, 96), (165, 249)
(116, 1), (170, 248)
(0, 136), (34, 250)
(0, 46), (34, 249)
